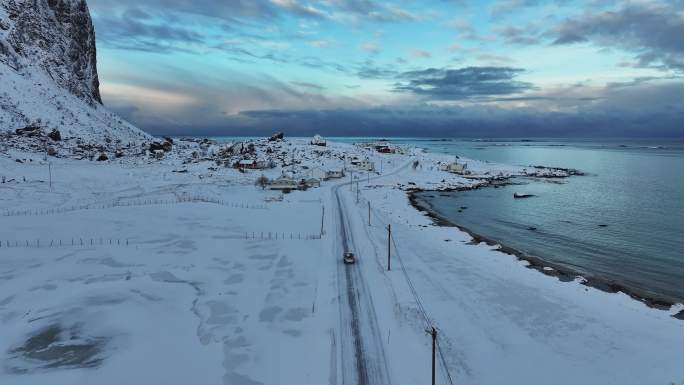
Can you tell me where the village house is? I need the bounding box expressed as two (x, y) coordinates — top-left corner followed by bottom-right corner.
(268, 176), (298, 191)
(356, 159), (375, 172)
(305, 178), (321, 188)
(236, 159), (258, 170)
(442, 161), (469, 175)
(298, 178), (321, 190)
(307, 167), (327, 180)
(311, 135), (327, 147)
(236, 159), (273, 170)
(375, 144), (394, 154)
(325, 170), (345, 180)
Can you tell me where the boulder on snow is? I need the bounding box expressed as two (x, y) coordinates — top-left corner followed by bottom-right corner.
(269, 132), (284, 142)
(148, 142), (165, 153)
(96, 153), (108, 161)
(162, 140), (173, 152)
(15, 125), (42, 137)
(48, 129), (61, 141)
(148, 139), (173, 153)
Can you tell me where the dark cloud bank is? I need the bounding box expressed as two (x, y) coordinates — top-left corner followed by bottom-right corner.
(106, 66), (684, 138)
(394, 67), (534, 100)
(113, 104), (683, 139)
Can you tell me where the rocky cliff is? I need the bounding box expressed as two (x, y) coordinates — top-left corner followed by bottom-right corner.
(0, 0), (149, 151)
(1, 0), (102, 105)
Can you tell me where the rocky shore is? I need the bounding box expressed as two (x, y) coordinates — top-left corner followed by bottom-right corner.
(408, 187), (684, 320)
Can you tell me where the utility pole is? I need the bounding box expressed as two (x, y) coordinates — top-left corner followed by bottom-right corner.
(320, 205), (325, 236)
(387, 224), (391, 271)
(430, 327), (437, 385)
(356, 181), (359, 203)
(368, 201), (371, 226)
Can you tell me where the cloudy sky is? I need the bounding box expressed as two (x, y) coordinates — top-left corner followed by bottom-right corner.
(88, 0), (684, 137)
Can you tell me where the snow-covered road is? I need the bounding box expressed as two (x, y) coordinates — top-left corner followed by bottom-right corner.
(333, 174), (392, 385)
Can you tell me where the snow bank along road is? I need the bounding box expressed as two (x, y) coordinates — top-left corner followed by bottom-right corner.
(1, 138), (684, 385)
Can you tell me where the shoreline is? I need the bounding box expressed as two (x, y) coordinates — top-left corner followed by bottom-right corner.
(407, 187), (684, 320)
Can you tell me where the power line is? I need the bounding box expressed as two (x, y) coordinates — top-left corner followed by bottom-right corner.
(391, 233), (455, 385)
(371, 204), (456, 385)
(353, 159), (456, 384)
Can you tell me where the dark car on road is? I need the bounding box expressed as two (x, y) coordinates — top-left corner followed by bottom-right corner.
(343, 252), (355, 264)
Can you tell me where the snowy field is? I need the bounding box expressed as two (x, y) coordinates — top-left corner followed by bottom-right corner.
(1, 139), (683, 385)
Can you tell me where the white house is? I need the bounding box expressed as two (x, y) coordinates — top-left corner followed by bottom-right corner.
(442, 161), (468, 175)
(325, 170), (345, 180)
(238, 159), (273, 170)
(311, 135), (326, 146)
(268, 176), (298, 191)
(357, 159), (375, 172)
(302, 178), (321, 188)
(308, 167), (327, 180)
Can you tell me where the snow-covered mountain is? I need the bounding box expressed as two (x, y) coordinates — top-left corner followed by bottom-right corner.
(0, 0), (149, 146)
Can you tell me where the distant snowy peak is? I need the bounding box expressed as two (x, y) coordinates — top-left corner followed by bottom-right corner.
(1, 0), (101, 105)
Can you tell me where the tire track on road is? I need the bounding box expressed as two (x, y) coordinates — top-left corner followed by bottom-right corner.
(332, 160), (412, 385)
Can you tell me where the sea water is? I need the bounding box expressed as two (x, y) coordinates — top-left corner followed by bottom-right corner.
(406, 139), (684, 304)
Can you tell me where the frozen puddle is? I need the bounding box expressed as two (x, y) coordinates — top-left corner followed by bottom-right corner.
(6, 323), (108, 373)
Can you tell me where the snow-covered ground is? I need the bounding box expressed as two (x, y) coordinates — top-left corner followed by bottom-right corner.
(0, 64), (148, 145)
(1, 138), (683, 385)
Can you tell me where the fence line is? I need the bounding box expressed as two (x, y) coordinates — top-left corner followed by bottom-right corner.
(1, 196), (267, 217)
(0, 237), (131, 249)
(0, 231), (322, 249)
(243, 231), (323, 241)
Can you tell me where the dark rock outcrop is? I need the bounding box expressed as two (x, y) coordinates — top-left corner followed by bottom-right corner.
(162, 140), (173, 152)
(148, 138), (173, 154)
(269, 132), (285, 142)
(15, 125), (42, 136)
(148, 142), (165, 153)
(48, 129), (62, 141)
